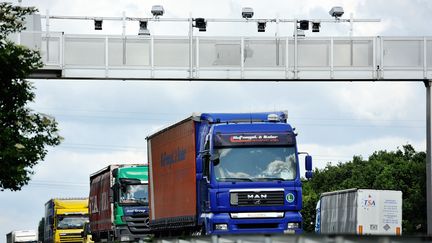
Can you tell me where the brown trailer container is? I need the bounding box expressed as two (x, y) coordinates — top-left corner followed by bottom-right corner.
(147, 118), (197, 229)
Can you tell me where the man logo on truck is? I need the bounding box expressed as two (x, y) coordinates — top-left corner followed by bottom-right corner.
(247, 194), (268, 205)
(247, 194), (268, 199)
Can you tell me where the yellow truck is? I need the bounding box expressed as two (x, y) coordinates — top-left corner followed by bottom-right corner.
(43, 198), (89, 243)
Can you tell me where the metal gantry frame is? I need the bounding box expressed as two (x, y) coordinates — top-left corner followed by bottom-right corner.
(33, 12), (381, 80)
(21, 34), (432, 81)
(14, 12), (432, 235)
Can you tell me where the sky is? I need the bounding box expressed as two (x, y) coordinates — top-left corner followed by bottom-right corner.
(1, 0), (431, 240)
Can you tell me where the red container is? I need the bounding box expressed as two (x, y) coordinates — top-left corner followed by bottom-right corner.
(89, 166), (113, 233)
(148, 118), (197, 226)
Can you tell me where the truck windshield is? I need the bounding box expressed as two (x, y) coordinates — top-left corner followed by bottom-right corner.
(120, 184), (149, 205)
(57, 215), (89, 229)
(214, 146), (297, 182)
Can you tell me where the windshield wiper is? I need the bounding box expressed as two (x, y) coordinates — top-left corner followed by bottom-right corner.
(137, 199), (148, 205)
(218, 178), (253, 182)
(253, 177), (286, 181)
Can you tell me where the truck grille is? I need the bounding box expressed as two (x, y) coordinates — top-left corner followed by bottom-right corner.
(237, 223), (279, 229)
(59, 232), (82, 242)
(125, 214), (150, 234)
(230, 191), (284, 206)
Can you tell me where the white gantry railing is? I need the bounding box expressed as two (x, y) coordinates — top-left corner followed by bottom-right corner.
(15, 31), (432, 80)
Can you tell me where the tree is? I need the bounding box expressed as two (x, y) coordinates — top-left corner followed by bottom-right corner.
(0, 3), (61, 191)
(302, 145), (426, 234)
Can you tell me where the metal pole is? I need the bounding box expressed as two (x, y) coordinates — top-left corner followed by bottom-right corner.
(189, 13), (193, 79)
(294, 19), (298, 79)
(122, 11), (126, 36)
(427, 79), (432, 235)
(350, 13), (354, 66)
(241, 37), (244, 79)
(122, 11), (126, 65)
(45, 10), (50, 36)
(276, 16), (280, 66)
(45, 10), (50, 63)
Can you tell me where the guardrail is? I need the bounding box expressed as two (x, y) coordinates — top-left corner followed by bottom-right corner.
(154, 234), (432, 243)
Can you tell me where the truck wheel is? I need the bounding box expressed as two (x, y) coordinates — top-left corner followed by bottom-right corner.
(191, 225), (205, 236)
(91, 233), (99, 242)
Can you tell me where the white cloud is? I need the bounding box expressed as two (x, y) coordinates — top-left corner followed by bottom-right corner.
(328, 82), (422, 122)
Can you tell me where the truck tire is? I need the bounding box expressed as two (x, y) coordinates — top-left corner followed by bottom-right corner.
(91, 233), (99, 242)
(191, 225), (205, 236)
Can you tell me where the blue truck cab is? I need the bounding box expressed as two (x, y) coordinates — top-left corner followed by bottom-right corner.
(196, 112), (313, 234)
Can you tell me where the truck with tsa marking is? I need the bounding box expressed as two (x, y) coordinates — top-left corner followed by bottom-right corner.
(89, 164), (150, 242)
(147, 112), (313, 236)
(315, 189), (402, 235)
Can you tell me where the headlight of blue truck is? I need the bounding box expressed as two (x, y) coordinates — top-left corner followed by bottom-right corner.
(287, 222), (300, 229)
(215, 224), (228, 230)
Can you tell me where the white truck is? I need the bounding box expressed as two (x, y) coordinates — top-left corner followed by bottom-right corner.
(315, 189), (402, 235)
(6, 230), (37, 243)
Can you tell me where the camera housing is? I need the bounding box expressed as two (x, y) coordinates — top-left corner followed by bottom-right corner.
(329, 6), (344, 18)
(151, 5), (164, 17)
(242, 7), (254, 19)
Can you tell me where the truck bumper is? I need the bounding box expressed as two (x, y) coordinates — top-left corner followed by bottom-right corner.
(206, 211), (302, 235)
(56, 229), (84, 242)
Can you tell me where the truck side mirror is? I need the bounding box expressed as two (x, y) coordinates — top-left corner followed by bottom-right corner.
(305, 155), (312, 171)
(305, 155), (313, 179)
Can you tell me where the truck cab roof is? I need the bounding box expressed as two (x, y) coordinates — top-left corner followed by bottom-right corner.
(200, 111), (287, 124)
(212, 122), (294, 134)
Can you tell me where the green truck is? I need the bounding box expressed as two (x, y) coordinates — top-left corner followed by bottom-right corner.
(89, 164), (150, 242)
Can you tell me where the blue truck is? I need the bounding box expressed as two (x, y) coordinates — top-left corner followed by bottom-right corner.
(147, 112), (312, 236)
